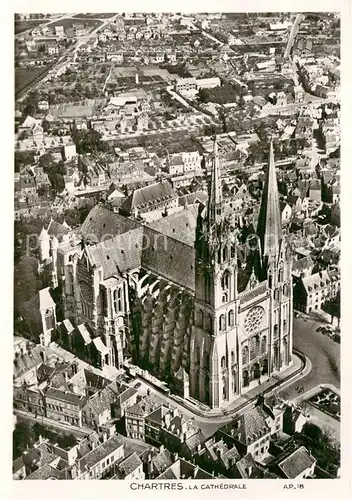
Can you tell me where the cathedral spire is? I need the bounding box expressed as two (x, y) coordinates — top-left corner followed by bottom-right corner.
(208, 136), (222, 226)
(257, 141), (282, 260)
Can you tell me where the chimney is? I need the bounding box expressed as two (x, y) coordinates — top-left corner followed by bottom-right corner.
(193, 466), (199, 478)
(245, 465), (253, 477)
(216, 448), (222, 459)
(135, 72), (139, 85)
(159, 445), (164, 453)
(174, 452), (178, 462)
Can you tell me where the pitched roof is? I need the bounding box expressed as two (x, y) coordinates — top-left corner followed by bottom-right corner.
(45, 387), (87, 407)
(78, 434), (124, 471)
(146, 205), (198, 246)
(117, 452), (142, 477)
(236, 453), (264, 479)
(14, 345), (44, 379)
(121, 180), (177, 213)
(151, 448), (173, 475)
(47, 219), (70, 239)
(80, 204), (140, 244)
(278, 446), (316, 478)
(221, 406), (270, 446)
(25, 463), (65, 480)
(39, 287), (55, 311)
(301, 270), (333, 293)
(85, 228), (143, 278)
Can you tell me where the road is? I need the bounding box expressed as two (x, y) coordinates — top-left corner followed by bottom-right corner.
(15, 13), (79, 39)
(259, 96), (339, 117)
(284, 13), (305, 59)
(278, 316), (340, 400)
(14, 409), (94, 439)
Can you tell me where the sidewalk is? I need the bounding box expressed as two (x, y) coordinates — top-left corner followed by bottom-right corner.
(169, 351), (308, 421)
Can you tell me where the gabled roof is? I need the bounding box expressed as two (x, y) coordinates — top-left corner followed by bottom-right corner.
(121, 179), (177, 213)
(221, 406), (270, 446)
(278, 446), (316, 478)
(117, 452), (142, 477)
(150, 449), (173, 475)
(236, 453), (264, 478)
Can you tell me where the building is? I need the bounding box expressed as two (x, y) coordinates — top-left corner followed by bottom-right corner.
(293, 269), (340, 313)
(38, 139), (293, 410)
(175, 78), (197, 95)
(278, 446), (316, 479)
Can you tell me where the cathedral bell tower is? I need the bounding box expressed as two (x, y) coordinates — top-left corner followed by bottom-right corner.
(191, 138), (240, 409)
(256, 142), (293, 375)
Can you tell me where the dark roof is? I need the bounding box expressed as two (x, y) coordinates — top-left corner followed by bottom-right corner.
(236, 453), (264, 479)
(79, 434), (124, 470)
(117, 452), (142, 477)
(14, 345), (44, 378)
(80, 204), (139, 244)
(151, 448), (173, 475)
(25, 463), (65, 480)
(121, 179), (177, 213)
(278, 446), (316, 479)
(146, 205), (198, 246)
(47, 219), (70, 238)
(221, 406), (270, 446)
(45, 387), (87, 407)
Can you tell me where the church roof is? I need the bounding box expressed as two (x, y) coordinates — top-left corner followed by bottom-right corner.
(80, 204), (139, 244)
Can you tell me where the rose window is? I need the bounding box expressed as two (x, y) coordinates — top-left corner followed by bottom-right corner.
(244, 306), (264, 335)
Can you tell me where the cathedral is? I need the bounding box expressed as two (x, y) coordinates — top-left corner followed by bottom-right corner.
(39, 139), (293, 410)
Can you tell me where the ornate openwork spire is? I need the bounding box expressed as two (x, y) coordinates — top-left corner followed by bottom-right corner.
(207, 136), (223, 228)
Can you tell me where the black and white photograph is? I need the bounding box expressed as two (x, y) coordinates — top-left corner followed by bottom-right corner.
(9, 1), (349, 495)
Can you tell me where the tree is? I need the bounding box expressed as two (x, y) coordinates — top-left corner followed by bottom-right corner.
(13, 422), (36, 459)
(14, 150), (36, 172)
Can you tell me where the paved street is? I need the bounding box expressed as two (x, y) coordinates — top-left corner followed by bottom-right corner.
(278, 317), (340, 400)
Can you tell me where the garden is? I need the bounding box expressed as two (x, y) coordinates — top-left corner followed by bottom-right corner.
(309, 388), (340, 421)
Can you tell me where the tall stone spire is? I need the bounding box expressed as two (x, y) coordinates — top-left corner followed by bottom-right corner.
(207, 137), (222, 228)
(257, 141), (282, 261)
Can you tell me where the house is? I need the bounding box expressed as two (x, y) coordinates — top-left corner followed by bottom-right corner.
(280, 201), (292, 224)
(63, 143), (77, 162)
(55, 25), (65, 36)
(114, 452), (145, 480)
(293, 269), (340, 313)
(45, 387), (87, 426)
(233, 453), (265, 479)
(125, 395), (164, 440)
(175, 77), (197, 95)
(218, 397), (285, 459)
(156, 458), (213, 479)
(47, 41), (59, 56)
(283, 406), (307, 434)
(73, 434), (125, 479)
(278, 446), (316, 479)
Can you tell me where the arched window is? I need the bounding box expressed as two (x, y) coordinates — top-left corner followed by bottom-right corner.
(231, 351), (235, 364)
(283, 284), (289, 296)
(205, 354), (210, 369)
(221, 270), (230, 290)
(261, 335), (267, 354)
(242, 346), (249, 365)
(196, 309), (204, 328)
(113, 288), (123, 313)
(255, 335), (260, 355)
(222, 293), (228, 304)
(219, 314), (226, 331)
(223, 246), (228, 262)
(279, 267), (284, 282)
(232, 370), (236, 393)
(221, 356), (226, 369)
(217, 249), (222, 264)
(274, 288), (279, 301)
(45, 310), (54, 330)
(228, 310), (234, 327)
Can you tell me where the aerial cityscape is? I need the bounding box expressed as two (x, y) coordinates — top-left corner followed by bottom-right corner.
(13, 11), (341, 481)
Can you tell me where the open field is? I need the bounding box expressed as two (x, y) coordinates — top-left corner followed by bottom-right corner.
(49, 18), (103, 29)
(15, 65), (52, 95)
(73, 13), (117, 19)
(15, 19), (47, 34)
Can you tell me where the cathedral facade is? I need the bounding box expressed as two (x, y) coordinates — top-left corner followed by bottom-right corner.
(41, 140), (293, 409)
